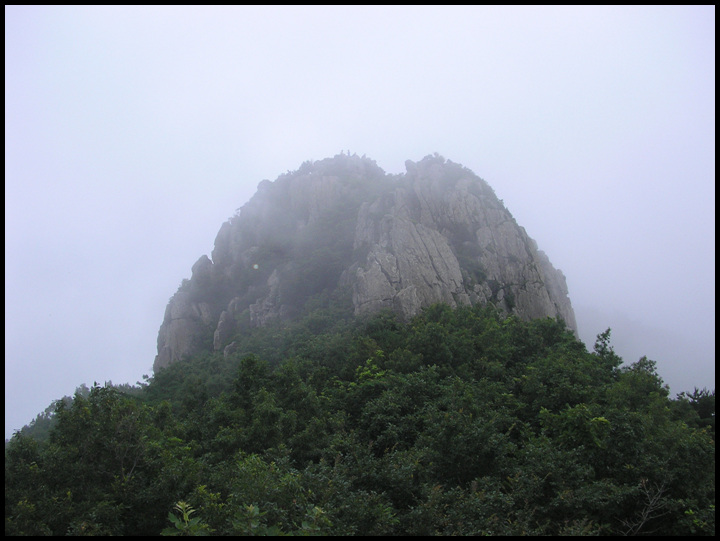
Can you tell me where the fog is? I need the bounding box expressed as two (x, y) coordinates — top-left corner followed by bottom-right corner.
(5, 6), (714, 439)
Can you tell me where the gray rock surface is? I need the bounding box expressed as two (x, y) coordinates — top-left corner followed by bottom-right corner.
(153, 153), (577, 372)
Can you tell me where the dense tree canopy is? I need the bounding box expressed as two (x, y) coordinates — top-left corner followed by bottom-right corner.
(5, 303), (715, 535)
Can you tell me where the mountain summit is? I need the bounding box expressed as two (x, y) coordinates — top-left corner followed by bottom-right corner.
(154, 153), (577, 372)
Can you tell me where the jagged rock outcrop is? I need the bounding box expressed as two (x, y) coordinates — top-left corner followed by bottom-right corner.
(153, 153), (577, 372)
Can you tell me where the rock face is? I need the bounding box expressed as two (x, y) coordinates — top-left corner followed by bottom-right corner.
(153, 153), (577, 372)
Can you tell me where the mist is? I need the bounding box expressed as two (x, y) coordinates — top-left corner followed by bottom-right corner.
(5, 5), (714, 439)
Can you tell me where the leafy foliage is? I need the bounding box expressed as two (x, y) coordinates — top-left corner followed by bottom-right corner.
(5, 304), (715, 535)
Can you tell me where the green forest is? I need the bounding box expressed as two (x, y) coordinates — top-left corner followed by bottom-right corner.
(5, 302), (715, 535)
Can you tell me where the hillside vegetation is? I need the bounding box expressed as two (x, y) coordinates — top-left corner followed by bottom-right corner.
(5, 303), (715, 535)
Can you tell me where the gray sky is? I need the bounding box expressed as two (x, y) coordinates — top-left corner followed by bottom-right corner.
(5, 6), (715, 439)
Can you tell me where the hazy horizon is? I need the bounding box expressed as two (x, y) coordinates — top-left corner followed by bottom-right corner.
(6, 6), (714, 439)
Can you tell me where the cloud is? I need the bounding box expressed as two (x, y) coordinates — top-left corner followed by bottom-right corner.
(5, 5), (714, 438)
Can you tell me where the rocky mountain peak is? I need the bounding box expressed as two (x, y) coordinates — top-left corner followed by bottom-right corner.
(154, 153), (577, 372)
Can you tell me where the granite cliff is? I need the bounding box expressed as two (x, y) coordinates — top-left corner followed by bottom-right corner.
(154, 153), (577, 372)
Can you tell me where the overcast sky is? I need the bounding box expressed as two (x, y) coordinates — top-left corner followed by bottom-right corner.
(5, 5), (715, 439)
